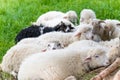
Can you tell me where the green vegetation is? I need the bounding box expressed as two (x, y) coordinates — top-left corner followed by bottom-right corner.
(0, 0), (120, 79)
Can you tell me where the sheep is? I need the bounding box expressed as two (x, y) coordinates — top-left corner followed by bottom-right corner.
(64, 10), (78, 26)
(104, 19), (120, 39)
(42, 41), (64, 51)
(33, 11), (65, 26)
(67, 38), (120, 63)
(0, 41), (64, 78)
(80, 9), (96, 24)
(105, 19), (120, 28)
(91, 19), (110, 41)
(18, 46), (109, 80)
(17, 24), (101, 47)
(90, 58), (120, 80)
(38, 23), (101, 43)
(15, 21), (75, 43)
(33, 10), (78, 26)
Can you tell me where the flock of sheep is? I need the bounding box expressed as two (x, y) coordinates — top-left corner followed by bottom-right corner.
(0, 9), (120, 80)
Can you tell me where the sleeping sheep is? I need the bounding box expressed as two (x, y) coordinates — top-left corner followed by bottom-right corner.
(15, 21), (74, 43)
(0, 41), (64, 78)
(18, 46), (109, 80)
(33, 10), (78, 26)
(17, 24), (101, 46)
(67, 38), (120, 63)
(80, 9), (96, 24)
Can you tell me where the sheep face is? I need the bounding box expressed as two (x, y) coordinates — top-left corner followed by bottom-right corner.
(80, 9), (96, 24)
(84, 48), (110, 70)
(74, 24), (101, 42)
(54, 21), (74, 32)
(92, 19), (110, 40)
(64, 11), (78, 25)
(47, 41), (64, 50)
(92, 20), (105, 35)
(82, 30), (101, 42)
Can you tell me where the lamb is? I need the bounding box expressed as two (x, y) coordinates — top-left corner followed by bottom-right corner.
(0, 41), (64, 78)
(18, 46), (109, 80)
(80, 9), (96, 24)
(15, 21), (74, 43)
(17, 24), (101, 46)
(33, 10), (78, 26)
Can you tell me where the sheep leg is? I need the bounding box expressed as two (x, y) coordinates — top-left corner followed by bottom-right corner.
(90, 57), (120, 80)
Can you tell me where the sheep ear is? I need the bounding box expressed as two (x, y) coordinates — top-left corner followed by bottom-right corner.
(98, 20), (105, 24)
(60, 21), (64, 25)
(104, 26), (110, 30)
(42, 49), (46, 52)
(63, 16), (68, 19)
(84, 56), (92, 62)
(117, 23), (120, 26)
(74, 32), (81, 38)
(80, 18), (84, 22)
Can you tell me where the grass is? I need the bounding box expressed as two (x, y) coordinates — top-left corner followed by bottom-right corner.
(0, 0), (120, 79)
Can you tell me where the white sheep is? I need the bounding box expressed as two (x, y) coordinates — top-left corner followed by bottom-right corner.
(18, 46), (109, 80)
(33, 10), (78, 26)
(67, 38), (120, 63)
(80, 9), (96, 24)
(64, 10), (78, 25)
(33, 11), (64, 26)
(0, 41), (64, 78)
(105, 19), (120, 28)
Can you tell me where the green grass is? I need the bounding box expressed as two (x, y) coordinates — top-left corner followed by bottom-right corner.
(0, 0), (120, 79)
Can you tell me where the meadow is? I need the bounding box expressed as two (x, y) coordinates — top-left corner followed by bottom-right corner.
(0, 0), (120, 79)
